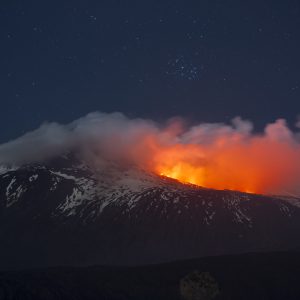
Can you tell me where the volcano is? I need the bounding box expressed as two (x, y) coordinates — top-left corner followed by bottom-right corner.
(0, 154), (300, 270)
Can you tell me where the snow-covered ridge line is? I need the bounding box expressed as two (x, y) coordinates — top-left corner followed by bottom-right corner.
(0, 165), (19, 175)
(50, 170), (78, 180)
(274, 195), (300, 208)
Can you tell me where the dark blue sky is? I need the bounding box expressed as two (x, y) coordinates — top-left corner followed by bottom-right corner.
(1, 0), (300, 142)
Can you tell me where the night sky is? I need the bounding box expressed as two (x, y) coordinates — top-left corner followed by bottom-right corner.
(1, 0), (300, 142)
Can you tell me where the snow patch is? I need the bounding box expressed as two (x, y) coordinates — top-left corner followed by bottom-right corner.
(6, 177), (16, 198)
(50, 171), (77, 180)
(29, 174), (38, 182)
(6, 179), (26, 207)
(225, 193), (252, 227)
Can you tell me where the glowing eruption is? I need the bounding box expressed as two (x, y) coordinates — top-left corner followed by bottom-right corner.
(134, 118), (300, 195)
(155, 145), (206, 186)
(152, 141), (268, 194)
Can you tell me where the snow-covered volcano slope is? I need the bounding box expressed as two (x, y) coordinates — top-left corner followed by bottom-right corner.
(0, 155), (300, 269)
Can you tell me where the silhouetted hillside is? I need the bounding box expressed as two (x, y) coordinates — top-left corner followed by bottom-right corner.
(0, 251), (300, 300)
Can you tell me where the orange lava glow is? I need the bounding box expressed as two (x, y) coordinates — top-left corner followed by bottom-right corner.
(99, 117), (300, 196)
(134, 127), (300, 195)
(155, 145), (258, 193)
(152, 143), (260, 193)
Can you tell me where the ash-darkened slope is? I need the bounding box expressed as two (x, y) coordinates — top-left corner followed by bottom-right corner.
(0, 155), (300, 270)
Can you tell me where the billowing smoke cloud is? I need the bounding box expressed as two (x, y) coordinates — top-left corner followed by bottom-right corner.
(1, 111), (300, 196)
(0, 112), (158, 166)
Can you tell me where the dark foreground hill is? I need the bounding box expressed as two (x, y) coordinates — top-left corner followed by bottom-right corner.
(0, 251), (300, 300)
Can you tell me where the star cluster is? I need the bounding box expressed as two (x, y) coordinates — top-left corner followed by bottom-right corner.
(166, 56), (204, 81)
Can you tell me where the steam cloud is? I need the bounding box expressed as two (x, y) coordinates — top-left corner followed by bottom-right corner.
(0, 111), (300, 195)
